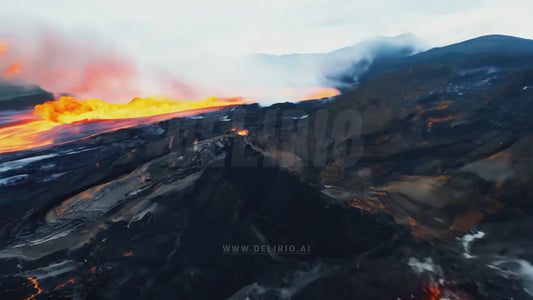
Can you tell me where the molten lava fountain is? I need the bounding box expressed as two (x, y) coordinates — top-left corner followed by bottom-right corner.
(0, 96), (245, 154)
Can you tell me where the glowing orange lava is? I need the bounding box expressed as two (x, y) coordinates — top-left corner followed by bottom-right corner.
(427, 115), (454, 128)
(433, 100), (452, 110)
(54, 278), (78, 290)
(296, 87), (340, 101)
(34, 96), (243, 124)
(237, 129), (248, 136)
(425, 282), (441, 300)
(0, 120), (56, 153)
(0, 96), (245, 154)
(25, 277), (43, 300)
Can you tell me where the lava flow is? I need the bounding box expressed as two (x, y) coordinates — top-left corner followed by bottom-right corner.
(25, 277), (43, 300)
(296, 87), (339, 101)
(33, 96), (245, 124)
(0, 96), (245, 154)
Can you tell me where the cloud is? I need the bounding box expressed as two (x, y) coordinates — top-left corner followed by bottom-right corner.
(3, 0), (532, 58)
(0, 25), (420, 105)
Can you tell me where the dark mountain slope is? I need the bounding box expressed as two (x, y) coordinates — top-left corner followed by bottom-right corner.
(357, 35), (533, 85)
(0, 81), (54, 111)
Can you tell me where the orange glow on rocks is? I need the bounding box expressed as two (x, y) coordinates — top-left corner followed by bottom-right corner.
(425, 282), (441, 300)
(237, 129), (249, 136)
(54, 278), (78, 290)
(427, 115), (454, 128)
(25, 277), (43, 300)
(296, 87), (340, 101)
(433, 100), (452, 110)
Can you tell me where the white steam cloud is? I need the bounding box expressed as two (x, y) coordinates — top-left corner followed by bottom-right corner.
(0, 25), (422, 105)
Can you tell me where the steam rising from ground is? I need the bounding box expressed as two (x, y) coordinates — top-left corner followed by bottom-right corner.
(0, 26), (422, 105)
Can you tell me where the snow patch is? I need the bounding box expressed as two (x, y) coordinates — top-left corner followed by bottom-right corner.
(285, 115), (309, 120)
(0, 174), (28, 186)
(0, 154), (58, 172)
(18, 260), (79, 280)
(458, 230), (485, 259)
(488, 258), (533, 296)
(61, 147), (98, 156)
(408, 257), (443, 276)
(39, 172), (68, 182)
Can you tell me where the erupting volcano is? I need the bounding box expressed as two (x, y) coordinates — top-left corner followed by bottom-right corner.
(0, 38), (342, 154)
(1, 21), (533, 299)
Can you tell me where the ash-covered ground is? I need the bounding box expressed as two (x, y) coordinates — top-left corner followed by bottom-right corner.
(1, 35), (533, 299)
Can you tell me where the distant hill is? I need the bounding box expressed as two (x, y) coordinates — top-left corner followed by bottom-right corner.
(0, 81), (54, 111)
(357, 34), (533, 84)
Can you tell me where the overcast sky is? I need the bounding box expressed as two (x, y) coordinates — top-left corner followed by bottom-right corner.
(1, 0), (532, 102)
(3, 0), (532, 57)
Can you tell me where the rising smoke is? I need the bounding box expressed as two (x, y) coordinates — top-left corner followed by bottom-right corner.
(0, 25), (423, 105)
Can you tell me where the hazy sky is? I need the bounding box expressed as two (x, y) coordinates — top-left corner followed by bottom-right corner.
(3, 0), (532, 57)
(0, 0), (532, 102)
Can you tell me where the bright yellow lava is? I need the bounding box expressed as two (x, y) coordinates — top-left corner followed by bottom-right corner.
(0, 96), (244, 154)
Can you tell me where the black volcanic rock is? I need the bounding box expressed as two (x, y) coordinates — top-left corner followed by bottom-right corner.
(244, 36), (533, 239)
(0, 122), (409, 299)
